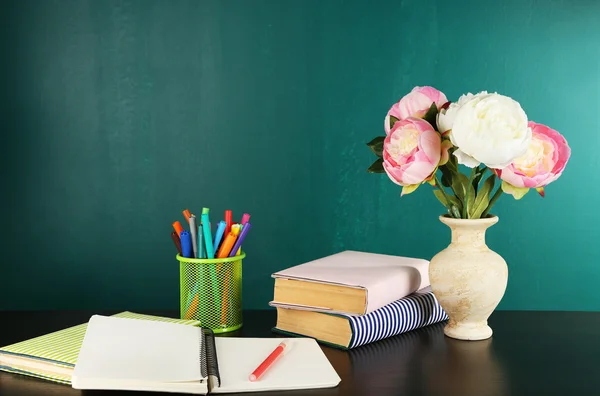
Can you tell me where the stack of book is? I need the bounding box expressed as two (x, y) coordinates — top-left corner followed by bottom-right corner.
(0, 312), (201, 385)
(269, 250), (448, 349)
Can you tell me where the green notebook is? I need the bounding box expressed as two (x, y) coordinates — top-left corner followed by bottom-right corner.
(0, 311), (200, 385)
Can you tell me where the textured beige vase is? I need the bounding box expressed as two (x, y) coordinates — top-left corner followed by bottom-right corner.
(429, 215), (508, 341)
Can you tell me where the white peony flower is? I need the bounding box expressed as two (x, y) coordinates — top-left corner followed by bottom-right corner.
(436, 92), (476, 133)
(447, 92), (532, 169)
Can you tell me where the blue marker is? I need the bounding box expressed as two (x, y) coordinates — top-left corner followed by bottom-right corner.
(213, 221), (226, 253)
(180, 230), (193, 258)
(201, 208), (214, 259)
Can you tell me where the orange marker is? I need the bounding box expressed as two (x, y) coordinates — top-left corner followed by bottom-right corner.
(217, 232), (238, 258)
(220, 275), (230, 325)
(172, 221), (184, 236)
(182, 209), (192, 223)
(185, 294), (199, 319)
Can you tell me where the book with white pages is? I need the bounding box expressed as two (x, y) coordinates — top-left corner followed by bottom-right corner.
(72, 315), (340, 394)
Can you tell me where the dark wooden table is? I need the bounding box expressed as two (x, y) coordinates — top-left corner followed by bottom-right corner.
(1, 310), (599, 396)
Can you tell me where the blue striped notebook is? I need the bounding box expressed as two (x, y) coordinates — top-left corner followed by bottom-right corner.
(271, 287), (448, 349)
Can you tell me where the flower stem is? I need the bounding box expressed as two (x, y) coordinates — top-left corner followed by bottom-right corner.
(477, 166), (489, 185)
(482, 182), (503, 217)
(434, 174), (452, 209)
(462, 167), (477, 218)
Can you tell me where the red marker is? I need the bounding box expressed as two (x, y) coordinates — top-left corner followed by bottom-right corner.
(224, 210), (232, 236)
(171, 231), (182, 255)
(249, 342), (288, 382)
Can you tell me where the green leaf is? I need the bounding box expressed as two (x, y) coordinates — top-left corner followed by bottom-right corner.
(433, 188), (462, 219)
(501, 180), (530, 199)
(439, 165), (454, 187)
(366, 136), (385, 157)
(471, 166), (485, 193)
(447, 194), (462, 209)
(422, 102), (438, 128)
(450, 205), (461, 219)
(433, 189), (462, 212)
(445, 148), (459, 173)
(451, 172), (469, 202)
(389, 115), (399, 131)
(468, 175), (495, 219)
(439, 148), (460, 188)
(465, 170), (477, 217)
(452, 172), (475, 218)
(433, 189), (450, 209)
(401, 184), (420, 196)
(367, 157), (385, 173)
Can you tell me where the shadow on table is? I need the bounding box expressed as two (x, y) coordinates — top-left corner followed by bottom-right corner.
(323, 321), (508, 396)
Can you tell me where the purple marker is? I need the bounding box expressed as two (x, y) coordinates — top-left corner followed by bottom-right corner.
(228, 222), (252, 257)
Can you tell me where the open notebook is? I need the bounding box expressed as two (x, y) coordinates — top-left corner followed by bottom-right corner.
(72, 315), (340, 394)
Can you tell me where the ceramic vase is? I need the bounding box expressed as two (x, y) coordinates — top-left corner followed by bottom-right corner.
(429, 215), (508, 341)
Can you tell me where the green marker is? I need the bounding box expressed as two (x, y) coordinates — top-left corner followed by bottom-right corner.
(201, 208), (221, 309)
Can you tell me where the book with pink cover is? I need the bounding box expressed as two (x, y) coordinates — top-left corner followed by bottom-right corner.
(271, 250), (430, 315)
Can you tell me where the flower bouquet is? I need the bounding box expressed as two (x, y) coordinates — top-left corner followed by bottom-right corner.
(366, 86), (571, 219)
(366, 86), (571, 340)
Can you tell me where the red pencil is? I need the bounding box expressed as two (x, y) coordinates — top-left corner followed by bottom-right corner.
(249, 342), (288, 382)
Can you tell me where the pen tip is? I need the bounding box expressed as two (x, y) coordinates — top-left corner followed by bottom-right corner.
(249, 374), (256, 382)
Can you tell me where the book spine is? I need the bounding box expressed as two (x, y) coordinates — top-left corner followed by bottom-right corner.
(347, 292), (447, 348)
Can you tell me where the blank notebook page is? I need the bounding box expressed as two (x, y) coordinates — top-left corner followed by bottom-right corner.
(73, 315), (202, 383)
(212, 337), (340, 393)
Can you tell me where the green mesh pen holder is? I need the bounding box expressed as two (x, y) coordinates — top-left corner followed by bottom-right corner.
(176, 253), (244, 333)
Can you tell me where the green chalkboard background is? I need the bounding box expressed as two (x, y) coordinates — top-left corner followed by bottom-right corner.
(1, 0), (598, 311)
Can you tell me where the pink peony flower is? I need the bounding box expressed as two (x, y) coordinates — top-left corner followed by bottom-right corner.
(383, 117), (446, 195)
(384, 86), (448, 134)
(499, 121), (571, 199)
